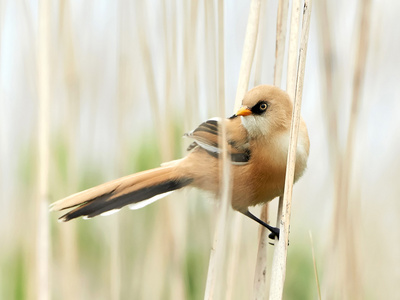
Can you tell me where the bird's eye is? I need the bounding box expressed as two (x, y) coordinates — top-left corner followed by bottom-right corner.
(259, 103), (268, 110)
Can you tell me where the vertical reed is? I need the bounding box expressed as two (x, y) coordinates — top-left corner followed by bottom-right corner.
(204, 1), (230, 296)
(57, 2), (80, 299)
(273, 0), (289, 88)
(309, 231), (321, 300)
(205, 1), (262, 299)
(335, 0), (371, 297)
(36, 0), (51, 299)
(161, 1), (187, 298)
(314, 1), (341, 295)
(317, 0), (371, 297)
(272, 0), (289, 239)
(134, 2), (180, 297)
(254, 0), (289, 296)
(286, 0), (301, 98)
(234, 0), (262, 110)
(252, 0), (270, 298)
(269, 0), (313, 298)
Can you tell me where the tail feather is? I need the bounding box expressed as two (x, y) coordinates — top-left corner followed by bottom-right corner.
(50, 166), (193, 222)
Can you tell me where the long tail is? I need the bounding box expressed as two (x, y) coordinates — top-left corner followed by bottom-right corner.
(50, 166), (193, 222)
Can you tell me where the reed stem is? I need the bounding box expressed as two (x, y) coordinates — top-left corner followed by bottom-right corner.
(37, 0), (51, 299)
(269, 1), (313, 298)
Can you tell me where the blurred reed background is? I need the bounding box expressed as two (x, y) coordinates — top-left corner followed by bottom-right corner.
(1, 0), (399, 299)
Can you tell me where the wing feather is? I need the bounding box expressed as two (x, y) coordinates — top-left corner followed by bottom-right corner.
(184, 116), (251, 164)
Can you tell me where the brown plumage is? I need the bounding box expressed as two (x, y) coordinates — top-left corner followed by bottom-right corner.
(50, 85), (310, 238)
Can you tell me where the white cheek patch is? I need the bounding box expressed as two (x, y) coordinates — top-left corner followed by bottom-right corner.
(241, 115), (256, 132)
(241, 115), (270, 137)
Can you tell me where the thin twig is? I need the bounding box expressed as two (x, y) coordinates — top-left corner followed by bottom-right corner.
(309, 231), (321, 300)
(269, 0), (313, 298)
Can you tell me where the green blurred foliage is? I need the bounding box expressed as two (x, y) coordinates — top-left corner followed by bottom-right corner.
(284, 243), (318, 300)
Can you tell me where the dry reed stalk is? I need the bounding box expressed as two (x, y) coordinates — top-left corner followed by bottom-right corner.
(225, 212), (243, 300)
(269, 0), (312, 298)
(273, 0), (289, 88)
(308, 231), (321, 300)
(253, 0), (290, 296)
(205, 1), (262, 299)
(204, 0), (218, 116)
(253, 205), (269, 300)
(286, 0), (301, 98)
(314, 1), (341, 295)
(134, 4), (167, 298)
(107, 3), (138, 299)
(234, 0), (262, 111)
(179, 2), (201, 297)
(316, 0), (371, 297)
(232, 1), (262, 295)
(57, 2), (80, 299)
(183, 1), (200, 129)
(315, 0), (339, 160)
(136, 1), (185, 297)
(252, 0), (267, 88)
(161, 2), (187, 299)
(251, 0), (271, 298)
(206, 112), (231, 300)
(36, 0), (51, 299)
(272, 0), (289, 240)
(204, 0), (229, 297)
(135, 2), (163, 142)
(253, 0), (297, 296)
(335, 0), (371, 297)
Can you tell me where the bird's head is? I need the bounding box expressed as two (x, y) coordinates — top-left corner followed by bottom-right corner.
(235, 85), (293, 138)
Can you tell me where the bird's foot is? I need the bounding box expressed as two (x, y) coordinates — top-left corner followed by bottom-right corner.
(268, 229), (291, 246)
(268, 228), (280, 240)
(268, 227), (280, 245)
(241, 210), (282, 246)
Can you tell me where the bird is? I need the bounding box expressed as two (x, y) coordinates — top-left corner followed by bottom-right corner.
(50, 85), (310, 240)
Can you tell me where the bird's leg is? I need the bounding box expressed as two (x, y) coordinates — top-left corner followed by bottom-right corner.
(241, 210), (280, 241)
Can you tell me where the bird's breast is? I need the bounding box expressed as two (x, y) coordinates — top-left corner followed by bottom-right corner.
(230, 143), (287, 211)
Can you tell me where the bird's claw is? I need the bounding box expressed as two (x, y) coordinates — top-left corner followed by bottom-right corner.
(268, 228), (290, 246)
(268, 227), (280, 245)
(268, 227), (280, 240)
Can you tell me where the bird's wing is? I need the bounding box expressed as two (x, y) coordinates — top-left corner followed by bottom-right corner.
(184, 116), (251, 165)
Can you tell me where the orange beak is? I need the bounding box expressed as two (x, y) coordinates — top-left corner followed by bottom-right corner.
(235, 106), (252, 116)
